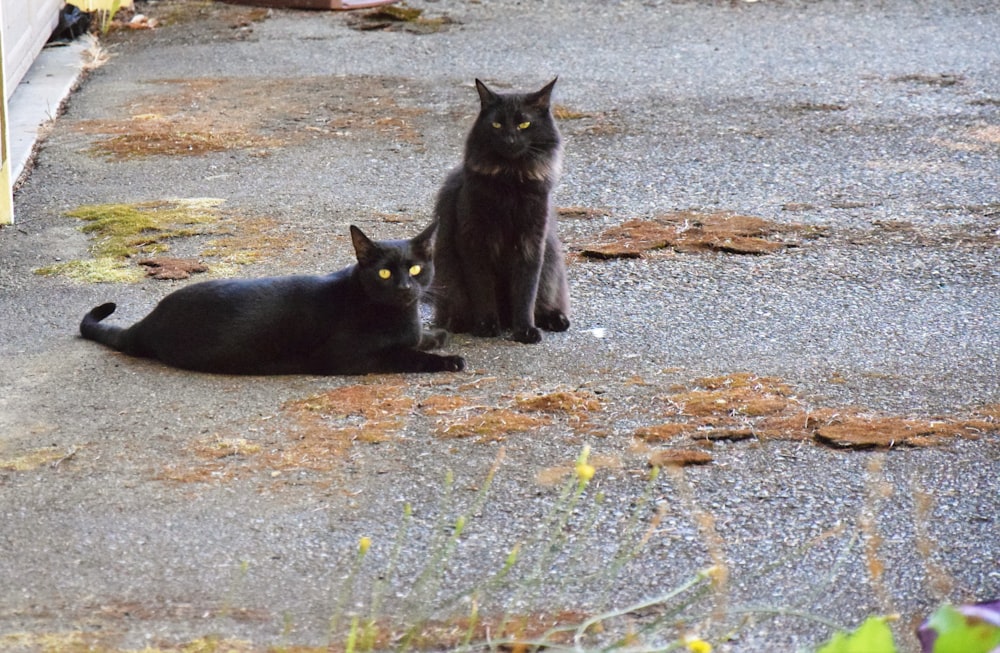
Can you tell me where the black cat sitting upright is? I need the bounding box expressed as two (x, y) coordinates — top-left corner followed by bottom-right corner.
(433, 77), (570, 344)
(80, 224), (464, 375)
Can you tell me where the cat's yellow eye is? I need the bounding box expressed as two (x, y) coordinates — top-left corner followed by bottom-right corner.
(409, 264), (422, 276)
(491, 121), (502, 129)
(517, 121), (531, 130)
(378, 269), (391, 280)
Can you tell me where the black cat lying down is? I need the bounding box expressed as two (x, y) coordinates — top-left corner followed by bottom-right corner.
(80, 224), (465, 375)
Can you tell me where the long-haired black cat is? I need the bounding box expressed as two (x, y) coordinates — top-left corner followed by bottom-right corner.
(432, 77), (570, 344)
(80, 224), (464, 375)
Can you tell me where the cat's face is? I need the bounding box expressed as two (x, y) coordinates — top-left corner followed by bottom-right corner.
(470, 78), (560, 161)
(350, 224), (435, 307)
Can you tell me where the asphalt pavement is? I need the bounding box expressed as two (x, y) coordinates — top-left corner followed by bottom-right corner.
(1, 1), (998, 651)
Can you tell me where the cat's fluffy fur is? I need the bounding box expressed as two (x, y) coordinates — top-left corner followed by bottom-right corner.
(432, 78), (570, 344)
(80, 224), (464, 375)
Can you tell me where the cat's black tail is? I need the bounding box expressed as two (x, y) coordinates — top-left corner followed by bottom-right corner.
(80, 302), (129, 351)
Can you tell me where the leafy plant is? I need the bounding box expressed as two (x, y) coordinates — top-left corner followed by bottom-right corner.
(918, 602), (1000, 653)
(817, 616), (896, 653)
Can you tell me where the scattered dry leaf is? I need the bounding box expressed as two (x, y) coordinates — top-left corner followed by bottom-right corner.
(138, 257), (209, 280)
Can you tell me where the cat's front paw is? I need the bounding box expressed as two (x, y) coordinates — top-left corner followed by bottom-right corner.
(471, 318), (502, 338)
(536, 311), (570, 333)
(512, 326), (542, 344)
(439, 355), (466, 372)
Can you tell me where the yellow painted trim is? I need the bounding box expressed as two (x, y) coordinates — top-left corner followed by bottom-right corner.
(0, 9), (14, 226)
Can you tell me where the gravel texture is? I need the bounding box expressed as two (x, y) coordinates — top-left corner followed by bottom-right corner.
(1, 1), (998, 651)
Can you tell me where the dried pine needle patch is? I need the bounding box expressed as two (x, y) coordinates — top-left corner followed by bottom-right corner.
(635, 372), (996, 451)
(78, 76), (427, 159)
(634, 423), (689, 442)
(553, 105), (592, 120)
(669, 373), (798, 419)
(193, 437), (262, 459)
(333, 610), (585, 653)
(807, 411), (977, 449)
(418, 394), (471, 415)
(200, 215), (303, 266)
(0, 447), (69, 471)
(258, 384), (417, 472)
(288, 384), (415, 418)
(577, 210), (825, 259)
(0, 632), (112, 653)
(649, 449), (714, 467)
(516, 390), (603, 413)
(427, 387), (604, 441)
(557, 205), (612, 220)
(434, 408), (550, 441)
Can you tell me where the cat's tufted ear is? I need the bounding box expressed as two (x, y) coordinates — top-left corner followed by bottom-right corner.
(528, 77), (557, 110)
(475, 79), (499, 107)
(412, 221), (437, 259)
(350, 225), (380, 266)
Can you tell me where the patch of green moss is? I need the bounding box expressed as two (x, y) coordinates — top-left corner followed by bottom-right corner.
(35, 258), (144, 283)
(36, 199), (224, 283)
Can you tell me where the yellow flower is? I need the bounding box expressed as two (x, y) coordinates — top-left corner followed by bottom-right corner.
(358, 536), (372, 555)
(684, 636), (712, 653)
(575, 462), (596, 483)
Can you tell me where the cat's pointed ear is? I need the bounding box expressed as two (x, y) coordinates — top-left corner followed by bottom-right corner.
(350, 225), (380, 266)
(475, 79), (499, 107)
(528, 77), (558, 110)
(412, 221), (438, 258)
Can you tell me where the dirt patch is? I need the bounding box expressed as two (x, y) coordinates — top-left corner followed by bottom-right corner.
(78, 76), (427, 160)
(636, 373), (995, 450)
(576, 210), (825, 259)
